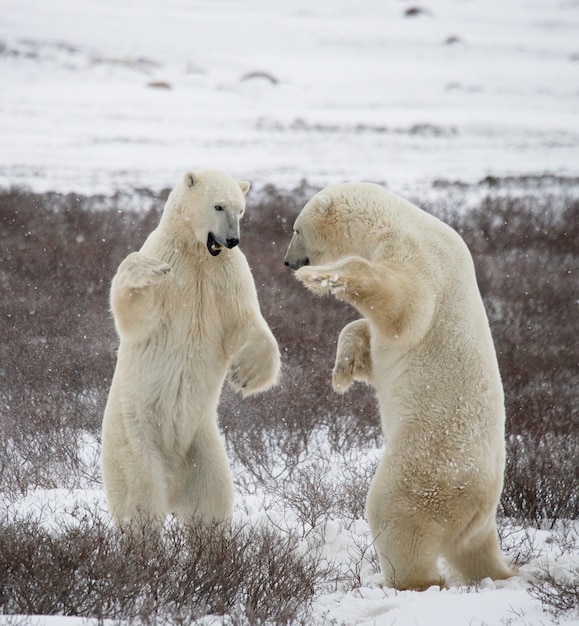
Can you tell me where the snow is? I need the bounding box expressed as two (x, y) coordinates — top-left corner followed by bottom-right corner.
(317, 586), (543, 626)
(1, 0), (578, 195)
(1, 0), (578, 623)
(2, 433), (578, 626)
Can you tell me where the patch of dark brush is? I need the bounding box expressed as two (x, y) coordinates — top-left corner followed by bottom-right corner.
(0, 185), (576, 524)
(0, 511), (325, 624)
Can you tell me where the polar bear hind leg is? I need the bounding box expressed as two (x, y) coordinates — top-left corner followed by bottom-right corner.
(366, 468), (445, 590)
(170, 420), (234, 524)
(444, 517), (515, 584)
(102, 441), (168, 528)
(369, 511), (445, 590)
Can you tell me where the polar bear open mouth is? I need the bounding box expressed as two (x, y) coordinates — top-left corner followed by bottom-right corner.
(207, 232), (223, 256)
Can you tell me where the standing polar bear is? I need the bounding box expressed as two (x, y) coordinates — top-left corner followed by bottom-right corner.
(102, 169), (280, 527)
(284, 182), (514, 590)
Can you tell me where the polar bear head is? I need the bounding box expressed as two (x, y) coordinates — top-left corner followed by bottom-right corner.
(166, 169), (250, 256)
(284, 183), (390, 270)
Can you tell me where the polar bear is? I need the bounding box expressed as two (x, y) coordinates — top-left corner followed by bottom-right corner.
(284, 182), (514, 590)
(102, 169), (280, 528)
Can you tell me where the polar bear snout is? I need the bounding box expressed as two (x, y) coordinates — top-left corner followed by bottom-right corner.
(207, 232), (240, 256)
(284, 227), (310, 270)
(284, 256), (309, 270)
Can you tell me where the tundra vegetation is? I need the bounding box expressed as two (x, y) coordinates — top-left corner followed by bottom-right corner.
(0, 180), (577, 623)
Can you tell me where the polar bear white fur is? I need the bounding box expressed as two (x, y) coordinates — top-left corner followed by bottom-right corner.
(284, 182), (514, 590)
(102, 169), (280, 527)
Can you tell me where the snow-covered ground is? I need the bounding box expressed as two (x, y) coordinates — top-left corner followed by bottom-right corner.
(2, 431), (578, 626)
(1, 0), (578, 195)
(1, 0), (578, 624)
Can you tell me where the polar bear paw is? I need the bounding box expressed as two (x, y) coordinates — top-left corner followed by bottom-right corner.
(229, 358), (270, 396)
(295, 267), (347, 297)
(332, 320), (372, 393)
(228, 339), (279, 397)
(116, 252), (172, 290)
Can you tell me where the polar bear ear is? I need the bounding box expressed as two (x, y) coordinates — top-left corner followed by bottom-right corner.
(238, 180), (250, 196)
(316, 194), (333, 215)
(186, 172), (196, 188)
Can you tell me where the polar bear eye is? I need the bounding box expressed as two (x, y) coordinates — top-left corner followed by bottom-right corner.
(214, 205), (224, 212)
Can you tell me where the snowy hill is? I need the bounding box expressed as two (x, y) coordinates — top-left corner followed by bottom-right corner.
(1, 0), (578, 194)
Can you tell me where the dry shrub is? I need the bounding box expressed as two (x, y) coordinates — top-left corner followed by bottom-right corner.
(527, 565), (579, 620)
(502, 433), (578, 526)
(270, 452), (378, 532)
(0, 510), (325, 624)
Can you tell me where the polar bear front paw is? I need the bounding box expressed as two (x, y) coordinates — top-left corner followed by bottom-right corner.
(116, 252), (172, 290)
(332, 320), (372, 393)
(295, 267), (347, 297)
(228, 340), (280, 397)
(229, 359), (270, 397)
(332, 359), (355, 394)
(332, 355), (368, 393)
